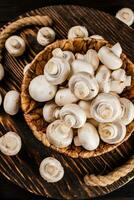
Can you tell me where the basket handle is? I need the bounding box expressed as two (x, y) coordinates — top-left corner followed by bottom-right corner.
(0, 15), (52, 61)
(84, 154), (134, 187)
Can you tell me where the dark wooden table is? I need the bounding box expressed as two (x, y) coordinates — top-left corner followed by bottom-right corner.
(0, 0), (134, 199)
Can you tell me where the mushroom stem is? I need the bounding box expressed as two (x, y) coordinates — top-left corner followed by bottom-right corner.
(74, 81), (89, 99)
(64, 114), (76, 128)
(53, 107), (60, 119)
(11, 38), (21, 49)
(46, 62), (58, 75)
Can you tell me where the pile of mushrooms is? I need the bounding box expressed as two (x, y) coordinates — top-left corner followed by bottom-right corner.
(28, 31), (134, 151)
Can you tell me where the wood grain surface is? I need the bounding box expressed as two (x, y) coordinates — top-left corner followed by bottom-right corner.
(0, 5), (134, 199)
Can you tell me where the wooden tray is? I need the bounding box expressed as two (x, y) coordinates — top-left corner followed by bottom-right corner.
(0, 5), (134, 199)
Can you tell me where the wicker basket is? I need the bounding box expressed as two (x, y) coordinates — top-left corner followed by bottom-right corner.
(21, 38), (134, 158)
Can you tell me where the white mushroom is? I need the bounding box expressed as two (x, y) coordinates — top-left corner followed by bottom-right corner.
(68, 26), (88, 39)
(75, 53), (85, 60)
(116, 8), (134, 26)
(90, 93), (122, 123)
(111, 43), (122, 57)
(109, 80), (126, 94)
(4, 90), (20, 115)
(69, 72), (99, 100)
(29, 75), (57, 102)
(52, 48), (75, 64)
(0, 131), (22, 156)
(0, 63), (4, 80)
(43, 102), (60, 122)
(55, 88), (78, 106)
(46, 119), (73, 148)
(78, 100), (92, 118)
(39, 157), (64, 183)
(111, 68), (131, 86)
(74, 123), (100, 150)
(71, 59), (94, 76)
(98, 122), (126, 144)
(5, 35), (25, 57)
(59, 103), (86, 128)
(23, 63), (31, 75)
(44, 57), (70, 85)
(89, 35), (104, 40)
(37, 27), (55, 46)
(84, 49), (99, 71)
(98, 46), (122, 70)
(119, 98), (134, 125)
(95, 65), (111, 93)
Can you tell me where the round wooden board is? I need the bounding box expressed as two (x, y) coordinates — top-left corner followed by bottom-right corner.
(0, 5), (134, 199)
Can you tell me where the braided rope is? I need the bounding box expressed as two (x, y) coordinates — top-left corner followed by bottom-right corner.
(0, 15), (52, 60)
(84, 154), (134, 187)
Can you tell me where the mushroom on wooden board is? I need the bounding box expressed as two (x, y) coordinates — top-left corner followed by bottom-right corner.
(5, 35), (25, 57)
(0, 132), (22, 156)
(68, 26), (88, 39)
(37, 27), (55, 46)
(4, 90), (20, 115)
(39, 157), (64, 182)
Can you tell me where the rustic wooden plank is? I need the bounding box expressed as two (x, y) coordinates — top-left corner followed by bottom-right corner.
(0, 5), (134, 199)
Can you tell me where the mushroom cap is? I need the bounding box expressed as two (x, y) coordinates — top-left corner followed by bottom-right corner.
(44, 57), (70, 85)
(5, 35), (25, 57)
(71, 59), (94, 76)
(55, 88), (78, 106)
(98, 46), (122, 70)
(116, 8), (134, 26)
(0, 131), (22, 156)
(29, 75), (57, 102)
(78, 100), (92, 118)
(69, 72), (99, 100)
(43, 102), (59, 122)
(75, 53), (85, 60)
(59, 103), (86, 128)
(77, 123), (100, 150)
(109, 80), (126, 94)
(46, 119), (73, 148)
(0, 63), (4, 80)
(37, 27), (55, 46)
(84, 49), (99, 71)
(39, 157), (64, 183)
(95, 65), (111, 93)
(68, 26), (88, 39)
(98, 122), (126, 144)
(90, 93), (122, 123)
(111, 68), (126, 81)
(4, 90), (20, 115)
(120, 98), (134, 125)
(111, 43), (122, 57)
